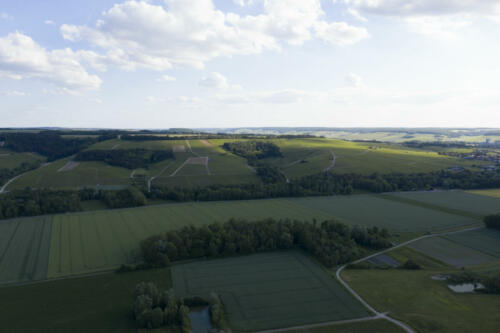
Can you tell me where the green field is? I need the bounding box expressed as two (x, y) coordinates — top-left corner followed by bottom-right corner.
(341, 267), (500, 333)
(468, 188), (500, 199)
(280, 319), (405, 333)
(0, 193), (482, 283)
(0, 268), (173, 333)
(0, 216), (52, 284)
(387, 191), (500, 216)
(173, 251), (370, 331)
(444, 228), (500, 259)
(408, 236), (499, 267)
(0, 151), (45, 170)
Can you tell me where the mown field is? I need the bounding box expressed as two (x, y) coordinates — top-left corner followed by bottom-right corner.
(341, 262), (500, 333)
(0, 192), (484, 284)
(173, 251), (370, 331)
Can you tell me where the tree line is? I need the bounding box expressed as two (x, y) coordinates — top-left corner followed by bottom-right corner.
(0, 132), (97, 161)
(140, 218), (391, 269)
(0, 187), (146, 220)
(133, 282), (226, 331)
(75, 149), (174, 169)
(149, 169), (500, 203)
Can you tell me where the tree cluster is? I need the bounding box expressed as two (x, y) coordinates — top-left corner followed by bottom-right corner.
(75, 149), (174, 169)
(0, 132), (96, 161)
(484, 213), (500, 230)
(140, 218), (391, 268)
(256, 165), (287, 184)
(133, 282), (226, 331)
(222, 141), (282, 164)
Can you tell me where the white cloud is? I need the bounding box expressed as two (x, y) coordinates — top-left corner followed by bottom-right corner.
(60, 0), (368, 71)
(156, 74), (176, 82)
(342, 0), (500, 18)
(0, 90), (27, 96)
(199, 72), (229, 89)
(0, 32), (101, 92)
(44, 20), (55, 25)
(344, 73), (363, 87)
(347, 8), (367, 22)
(342, 0), (500, 37)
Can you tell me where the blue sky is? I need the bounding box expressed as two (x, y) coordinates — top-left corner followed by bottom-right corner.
(1, 0), (500, 128)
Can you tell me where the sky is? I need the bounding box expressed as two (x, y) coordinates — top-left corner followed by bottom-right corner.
(1, 0), (500, 129)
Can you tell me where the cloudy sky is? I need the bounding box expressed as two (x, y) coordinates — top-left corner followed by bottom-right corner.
(1, 0), (500, 128)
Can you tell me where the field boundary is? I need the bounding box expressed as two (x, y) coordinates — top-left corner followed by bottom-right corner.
(335, 226), (484, 333)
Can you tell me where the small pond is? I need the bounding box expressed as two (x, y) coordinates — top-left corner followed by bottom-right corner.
(448, 283), (485, 293)
(189, 306), (212, 333)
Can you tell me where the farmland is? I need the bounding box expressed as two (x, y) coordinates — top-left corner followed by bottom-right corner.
(0, 150), (45, 170)
(408, 236), (499, 267)
(0, 192), (482, 284)
(386, 191), (500, 216)
(2, 136), (488, 191)
(341, 268), (500, 333)
(0, 216), (52, 284)
(173, 251), (370, 331)
(468, 188), (500, 199)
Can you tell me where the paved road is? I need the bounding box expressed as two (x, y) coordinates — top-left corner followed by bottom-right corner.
(335, 226), (483, 333)
(254, 225), (482, 333)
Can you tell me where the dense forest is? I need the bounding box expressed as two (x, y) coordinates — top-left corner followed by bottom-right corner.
(0, 132), (97, 161)
(133, 282), (226, 331)
(75, 149), (174, 169)
(140, 218), (391, 268)
(222, 141), (282, 164)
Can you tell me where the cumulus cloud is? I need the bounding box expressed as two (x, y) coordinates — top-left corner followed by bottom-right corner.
(342, 0), (500, 17)
(156, 74), (176, 82)
(199, 72), (229, 89)
(0, 32), (101, 92)
(44, 20), (55, 25)
(344, 73), (363, 87)
(342, 0), (500, 37)
(60, 0), (368, 71)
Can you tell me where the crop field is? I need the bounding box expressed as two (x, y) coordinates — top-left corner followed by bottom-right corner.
(202, 138), (484, 178)
(0, 151), (45, 170)
(0, 216), (52, 284)
(468, 188), (500, 199)
(289, 195), (477, 232)
(0, 193), (481, 283)
(443, 228), (500, 259)
(7, 158), (131, 190)
(408, 235), (499, 267)
(172, 251), (370, 331)
(387, 191), (500, 216)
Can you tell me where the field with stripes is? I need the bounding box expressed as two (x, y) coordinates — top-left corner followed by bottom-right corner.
(1, 190), (496, 285)
(172, 251), (369, 331)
